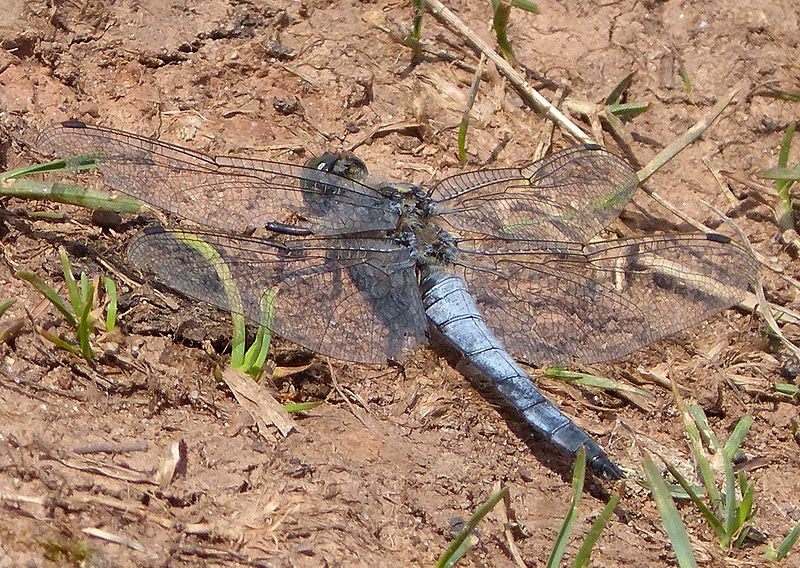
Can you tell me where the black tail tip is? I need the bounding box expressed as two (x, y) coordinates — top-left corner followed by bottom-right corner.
(589, 454), (625, 480)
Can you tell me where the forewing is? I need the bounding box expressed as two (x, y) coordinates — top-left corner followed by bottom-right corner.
(127, 229), (427, 364)
(431, 145), (639, 242)
(453, 235), (757, 365)
(36, 121), (399, 235)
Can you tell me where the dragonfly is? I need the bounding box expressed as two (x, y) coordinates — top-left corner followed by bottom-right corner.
(36, 120), (759, 479)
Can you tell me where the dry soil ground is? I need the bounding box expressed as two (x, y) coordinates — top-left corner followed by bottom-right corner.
(0, 0), (799, 566)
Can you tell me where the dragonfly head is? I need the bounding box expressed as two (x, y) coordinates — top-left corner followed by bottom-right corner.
(306, 152), (369, 182)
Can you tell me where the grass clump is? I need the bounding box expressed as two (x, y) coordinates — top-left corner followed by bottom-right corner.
(437, 447), (622, 567)
(667, 396), (756, 550)
(644, 385), (800, 562)
(40, 537), (92, 565)
(762, 122), (798, 234)
(16, 247), (118, 361)
(546, 446), (623, 568)
(169, 232), (275, 379)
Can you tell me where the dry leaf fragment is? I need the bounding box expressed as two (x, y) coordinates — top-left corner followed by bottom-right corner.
(220, 368), (297, 437)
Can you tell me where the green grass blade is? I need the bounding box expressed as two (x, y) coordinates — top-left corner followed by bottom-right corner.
(283, 401), (323, 414)
(722, 415), (753, 462)
(733, 471), (754, 547)
(230, 313), (247, 369)
(39, 329), (81, 356)
(170, 232), (247, 367)
(28, 211), (66, 220)
(457, 54), (485, 165)
(760, 89), (800, 102)
(773, 122), (797, 231)
(76, 278), (95, 361)
(607, 101), (650, 119)
(491, 0), (514, 62)
(16, 271), (77, 328)
(79, 271), (90, 305)
(0, 299), (16, 318)
(408, 0), (425, 44)
(0, 155), (99, 181)
(778, 122), (796, 172)
(510, 0), (538, 11)
(59, 248), (81, 314)
(662, 459), (726, 541)
(680, 403), (721, 508)
(250, 289), (277, 375)
(102, 277), (118, 332)
(766, 519), (800, 561)
(774, 383), (799, 396)
(441, 533), (479, 568)
(457, 114), (470, 165)
(636, 86), (737, 184)
(687, 404), (720, 452)
(545, 367), (652, 398)
(240, 288), (277, 376)
(571, 481), (624, 568)
(642, 452), (698, 568)
(435, 485), (509, 568)
(762, 166), (800, 181)
(242, 325), (267, 373)
(678, 60), (692, 95)
(604, 71), (636, 105)
(546, 446), (586, 568)
(0, 179), (142, 213)
(721, 455), (737, 548)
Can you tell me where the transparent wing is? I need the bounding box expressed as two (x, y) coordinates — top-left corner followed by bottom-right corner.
(431, 145), (639, 242)
(128, 229), (427, 364)
(451, 234), (757, 366)
(36, 121), (399, 235)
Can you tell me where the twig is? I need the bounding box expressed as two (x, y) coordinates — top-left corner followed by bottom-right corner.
(703, 200), (800, 360)
(73, 441), (149, 454)
(327, 359), (370, 426)
(0, 368), (88, 400)
(738, 294), (800, 326)
(634, 86), (742, 233)
(176, 544), (273, 567)
(495, 480), (526, 568)
(1, 492), (47, 506)
(457, 53), (487, 163)
(424, 0), (592, 144)
(637, 86), (740, 184)
(703, 158), (740, 209)
(82, 527), (145, 553)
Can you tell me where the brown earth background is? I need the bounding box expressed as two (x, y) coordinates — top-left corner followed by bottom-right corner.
(0, 0), (799, 566)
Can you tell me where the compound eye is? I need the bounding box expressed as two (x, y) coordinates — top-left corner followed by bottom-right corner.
(305, 152), (369, 181)
(305, 152), (340, 173)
